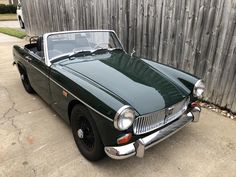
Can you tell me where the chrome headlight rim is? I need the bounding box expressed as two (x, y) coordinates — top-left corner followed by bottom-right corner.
(193, 79), (205, 98)
(114, 105), (135, 131)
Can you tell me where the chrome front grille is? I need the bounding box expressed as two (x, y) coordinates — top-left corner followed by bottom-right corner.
(133, 98), (189, 135)
(133, 109), (166, 135)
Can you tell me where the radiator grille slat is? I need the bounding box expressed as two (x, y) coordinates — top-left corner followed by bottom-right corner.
(133, 98), (189, 135)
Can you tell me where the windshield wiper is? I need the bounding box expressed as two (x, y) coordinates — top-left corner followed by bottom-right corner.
(92, 48), (109, 55)
(50, 53), (71, 63)
(50, 50), (92, 63)
(69, 50), (92, 58)
(91, 48), (123, 55)
(50, 48), (122, 63)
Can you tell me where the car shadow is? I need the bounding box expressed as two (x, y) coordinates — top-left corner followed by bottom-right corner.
(93, 126), (194, 168)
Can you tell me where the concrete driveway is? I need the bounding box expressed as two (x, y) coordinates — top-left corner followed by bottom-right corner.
(0, 21), (20, 28)
(0, 40), (236, 177)
(0, 33), (23, 43)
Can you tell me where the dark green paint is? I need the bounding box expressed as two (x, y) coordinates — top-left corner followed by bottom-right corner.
(13, 45), (199, 146)
(142, 59), (199, 101)
(59, 51), (189, 115)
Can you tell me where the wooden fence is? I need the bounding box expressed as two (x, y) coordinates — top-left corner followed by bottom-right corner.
(22, 0), (236, 113)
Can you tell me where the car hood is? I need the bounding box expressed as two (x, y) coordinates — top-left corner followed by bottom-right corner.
(59, 51), (189, 115)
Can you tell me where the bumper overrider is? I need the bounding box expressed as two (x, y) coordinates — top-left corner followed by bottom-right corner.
(105, 107), (201, 159)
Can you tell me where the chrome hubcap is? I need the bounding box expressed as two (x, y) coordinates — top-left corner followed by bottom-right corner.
(77, 129), (84, 139)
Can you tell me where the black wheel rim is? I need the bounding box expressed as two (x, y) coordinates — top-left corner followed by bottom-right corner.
(77, 117), (95, 151)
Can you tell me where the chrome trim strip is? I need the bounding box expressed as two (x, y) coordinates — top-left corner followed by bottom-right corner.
(115, 105), (132, 119)
(45, 29), (118, 36)
(28, 62), (113, 122)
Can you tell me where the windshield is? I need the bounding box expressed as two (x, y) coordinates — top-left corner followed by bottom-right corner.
(47, 31), (123, 60)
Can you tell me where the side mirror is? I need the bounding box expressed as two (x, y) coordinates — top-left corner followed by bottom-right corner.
(131, 48), (136, 57)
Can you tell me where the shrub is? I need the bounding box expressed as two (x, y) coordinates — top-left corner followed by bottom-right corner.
(0, 4), (17, 14)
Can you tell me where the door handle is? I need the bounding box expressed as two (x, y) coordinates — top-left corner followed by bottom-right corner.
(25, 56), (32, 61)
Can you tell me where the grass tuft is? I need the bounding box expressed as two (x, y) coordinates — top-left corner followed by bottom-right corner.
(0, 13), (17, 21)
(0, 27), (26, 39)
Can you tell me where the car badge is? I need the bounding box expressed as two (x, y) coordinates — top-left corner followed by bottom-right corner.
(62, 90), (68, 97)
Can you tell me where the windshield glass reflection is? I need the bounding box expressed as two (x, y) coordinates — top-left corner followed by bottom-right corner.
(47, 31), (122, 59)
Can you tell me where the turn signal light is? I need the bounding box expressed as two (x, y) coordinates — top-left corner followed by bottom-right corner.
(117, 133), (132, 145)
(191, 101), (200, 107)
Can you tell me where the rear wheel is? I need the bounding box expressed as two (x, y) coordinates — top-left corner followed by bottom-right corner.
(71, 105), (105, 161)
(18, 66), (34, 93)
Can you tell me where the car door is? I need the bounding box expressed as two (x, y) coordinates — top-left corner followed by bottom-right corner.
(25, 52), (51, 104)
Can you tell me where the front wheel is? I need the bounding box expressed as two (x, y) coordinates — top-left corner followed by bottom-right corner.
(71, 105), (105, 161)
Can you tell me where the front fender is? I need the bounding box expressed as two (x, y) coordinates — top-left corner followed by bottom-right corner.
(89, 110), (122, 146)
(142, 59), (199, 95)
(51, 64), (130, 122)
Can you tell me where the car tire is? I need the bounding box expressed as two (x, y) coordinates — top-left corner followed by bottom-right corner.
(18, 66), (34, 93)
(71, 104), (105, 161)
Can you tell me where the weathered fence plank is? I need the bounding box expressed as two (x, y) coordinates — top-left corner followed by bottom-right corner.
(22, 0), (236, 113)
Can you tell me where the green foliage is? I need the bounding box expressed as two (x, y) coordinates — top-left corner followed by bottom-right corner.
(0, 27), (26, 39)
(0, 4), (17, 14)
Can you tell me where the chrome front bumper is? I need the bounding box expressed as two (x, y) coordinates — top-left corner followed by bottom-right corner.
(105, 107), (201, 160)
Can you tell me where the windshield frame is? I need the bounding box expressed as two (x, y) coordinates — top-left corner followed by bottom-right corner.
(43, 30), (125, 66)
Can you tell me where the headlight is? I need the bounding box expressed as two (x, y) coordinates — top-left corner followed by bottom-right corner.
(193, 80), (205, 98)
(114, 105), (135, 131)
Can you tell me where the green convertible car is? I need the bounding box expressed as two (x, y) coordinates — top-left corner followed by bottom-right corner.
(13, 30), (205, 161)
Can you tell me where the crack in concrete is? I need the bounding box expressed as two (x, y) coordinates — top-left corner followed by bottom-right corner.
(9, 112), (37, 177)
(1, 101), (22, 120)
(2, 105), (14, 119)
(0, 107), (44, 126)
(32, 168), (37, 177)
(5, 107), (38, 177)
(0, 84), (43, 125)
(0, 85), (21, 119)
(1, 81), (42, 177)
(11, 119), (23, 146)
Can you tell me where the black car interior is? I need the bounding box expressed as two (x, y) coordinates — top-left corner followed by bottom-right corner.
(24, 36), (44, 58)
